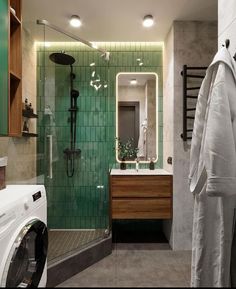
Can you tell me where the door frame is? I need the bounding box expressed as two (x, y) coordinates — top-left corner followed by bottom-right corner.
(118, 101), (140, 148)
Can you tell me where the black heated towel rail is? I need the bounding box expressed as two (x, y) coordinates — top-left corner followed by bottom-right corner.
(181, 65), (207, 141)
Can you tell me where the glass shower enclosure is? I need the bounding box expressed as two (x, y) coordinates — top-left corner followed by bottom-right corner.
(36, 21), (111, 266)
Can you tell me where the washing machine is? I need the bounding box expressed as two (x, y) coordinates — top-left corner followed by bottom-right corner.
(0, 185), (48, 287)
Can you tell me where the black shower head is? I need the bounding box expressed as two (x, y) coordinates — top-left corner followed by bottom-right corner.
(49, 52), (75, 65)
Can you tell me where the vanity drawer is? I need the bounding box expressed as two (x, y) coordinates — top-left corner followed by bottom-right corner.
(111, 175), (172, 198)
(112, 198), (172, 219)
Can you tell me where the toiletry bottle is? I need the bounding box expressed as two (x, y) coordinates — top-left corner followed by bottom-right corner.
(149, 158), (154, 170)
(23, 121), (29, 132)
(25, 98), (29, 110)
(29, 103), (33, 114)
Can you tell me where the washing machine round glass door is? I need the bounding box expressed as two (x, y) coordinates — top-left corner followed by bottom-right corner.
(2, 219), (48, 288)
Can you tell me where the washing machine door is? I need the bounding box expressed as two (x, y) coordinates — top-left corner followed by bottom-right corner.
(1, 219), (48, 288)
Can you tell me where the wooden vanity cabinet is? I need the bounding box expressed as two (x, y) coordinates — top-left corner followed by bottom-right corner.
(110, 174), (173, 220)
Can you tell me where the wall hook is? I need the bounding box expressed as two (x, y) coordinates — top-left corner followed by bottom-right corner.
(223, 39), (230, 49)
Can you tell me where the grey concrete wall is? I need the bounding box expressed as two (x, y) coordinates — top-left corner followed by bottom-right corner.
(218, 0), (236, 53)
(163, 21), (217, 250)
(163, 26), (174, 247)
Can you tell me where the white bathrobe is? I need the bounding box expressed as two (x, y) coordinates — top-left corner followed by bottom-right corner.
(189, 47), (236, 287)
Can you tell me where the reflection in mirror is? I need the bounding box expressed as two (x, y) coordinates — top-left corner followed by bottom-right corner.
(116, 72), (158, 163)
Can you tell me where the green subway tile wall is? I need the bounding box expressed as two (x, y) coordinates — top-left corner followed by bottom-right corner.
(37, 42), (163, 229)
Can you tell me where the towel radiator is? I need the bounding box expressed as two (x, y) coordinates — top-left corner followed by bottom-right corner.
(180, 65), (207, 141)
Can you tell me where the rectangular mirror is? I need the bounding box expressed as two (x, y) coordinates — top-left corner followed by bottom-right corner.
(116, 72), (158, 163)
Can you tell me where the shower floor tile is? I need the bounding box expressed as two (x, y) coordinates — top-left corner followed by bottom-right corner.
(56, 243), (191, 287)
(48, 229), (104, 266)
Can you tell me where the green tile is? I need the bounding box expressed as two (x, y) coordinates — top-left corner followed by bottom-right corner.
(37, 42), (163, 229)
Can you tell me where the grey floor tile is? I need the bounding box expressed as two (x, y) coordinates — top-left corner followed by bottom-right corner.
(57, 244), (191, 288)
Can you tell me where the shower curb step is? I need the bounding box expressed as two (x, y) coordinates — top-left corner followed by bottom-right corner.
(47, 235), (112, 287)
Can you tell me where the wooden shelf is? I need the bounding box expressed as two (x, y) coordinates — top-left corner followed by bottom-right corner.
(9, 0), (21, 21)
(10, 70), (21, 81)
(10, 10), (21, 26)
(22, 132), (38, 137)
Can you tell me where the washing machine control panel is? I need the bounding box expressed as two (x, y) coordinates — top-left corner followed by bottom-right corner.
(21, 190), (45, 214)
(32, 191), (42, 202)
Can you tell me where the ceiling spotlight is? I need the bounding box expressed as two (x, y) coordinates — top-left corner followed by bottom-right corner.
(130, 79), (137, 85)
(70, 15), (82, 27)
(143, 15), (154, 27)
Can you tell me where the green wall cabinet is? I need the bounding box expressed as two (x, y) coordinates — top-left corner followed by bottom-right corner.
(0, 0), (9, 135)
(0, 0), (22, 137)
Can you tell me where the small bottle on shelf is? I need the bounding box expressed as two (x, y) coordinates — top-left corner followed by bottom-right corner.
(24, 98), (28, 109)
(22, 121), (29, 132)
(29, 103), (33, 114)
(135, 158), (139, 172)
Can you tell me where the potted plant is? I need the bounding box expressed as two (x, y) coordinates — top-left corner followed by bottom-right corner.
(116, 138), (139, 170)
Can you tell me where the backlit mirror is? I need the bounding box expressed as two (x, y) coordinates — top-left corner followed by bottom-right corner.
(116, 72), (158, 163)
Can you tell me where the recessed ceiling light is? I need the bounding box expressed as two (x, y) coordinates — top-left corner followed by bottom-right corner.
(130, 79), (137, 85)
(70, 15), (82, 27)
(143, 15), (154, 27)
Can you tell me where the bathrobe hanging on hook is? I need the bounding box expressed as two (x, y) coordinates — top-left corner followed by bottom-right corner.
(189, 47), (236, 287)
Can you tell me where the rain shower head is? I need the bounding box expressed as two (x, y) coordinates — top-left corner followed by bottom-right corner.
(49, 52), (75, 65)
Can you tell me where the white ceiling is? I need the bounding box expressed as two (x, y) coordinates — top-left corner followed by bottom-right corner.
(22, 0), (217, 42)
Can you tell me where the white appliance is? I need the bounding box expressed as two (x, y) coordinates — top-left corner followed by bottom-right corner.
(0, 185), (48, 287)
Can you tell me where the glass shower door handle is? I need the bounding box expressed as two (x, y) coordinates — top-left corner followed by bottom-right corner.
(47, 135), (53, 179)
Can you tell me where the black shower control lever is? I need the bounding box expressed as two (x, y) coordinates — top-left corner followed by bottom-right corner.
(71, 89), (79, 98)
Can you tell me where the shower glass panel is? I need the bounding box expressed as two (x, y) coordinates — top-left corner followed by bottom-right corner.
(37, 25), (110, 265)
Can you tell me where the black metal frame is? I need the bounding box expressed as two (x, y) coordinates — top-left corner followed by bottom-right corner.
(181, 65), (207, 141)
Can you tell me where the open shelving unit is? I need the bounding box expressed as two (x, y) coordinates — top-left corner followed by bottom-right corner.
(8, 0), (22, 137)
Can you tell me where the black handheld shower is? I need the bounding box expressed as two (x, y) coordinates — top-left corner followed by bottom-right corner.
(49, 52), (81, 177)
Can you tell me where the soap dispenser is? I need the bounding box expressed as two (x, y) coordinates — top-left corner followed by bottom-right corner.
(135, 158), (139, 172)
(149, 158), (155, 170)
